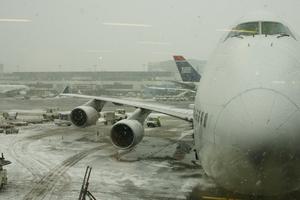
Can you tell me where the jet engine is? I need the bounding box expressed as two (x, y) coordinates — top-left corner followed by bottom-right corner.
(70, 106), (100, 127)
(110, 119), (144, 150)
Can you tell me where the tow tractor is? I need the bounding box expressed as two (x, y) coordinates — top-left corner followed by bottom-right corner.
(146, 116), (161, 127)
(0, 153), (11, 189)
(102, 109), (127, 125)
(115, 109), (127, 121)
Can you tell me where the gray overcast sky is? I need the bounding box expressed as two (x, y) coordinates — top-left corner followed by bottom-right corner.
(0, 0), (300, 72)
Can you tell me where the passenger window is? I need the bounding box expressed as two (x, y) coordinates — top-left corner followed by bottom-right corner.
(195, 110), (199, 122)
(200, 112), (204, 124)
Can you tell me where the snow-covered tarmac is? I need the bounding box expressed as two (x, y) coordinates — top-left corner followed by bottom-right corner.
(0, 98), (209, 200)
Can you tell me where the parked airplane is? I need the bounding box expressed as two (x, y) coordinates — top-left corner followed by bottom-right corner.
(153, 90), (195, 102)
(61, 12), (300, 196)
(143, 56), (199, 98)
(0, 84), (29, 97)
(174, 55), (201, 82)
(144, 85), (195, 100)
(172, 55), (201, 90)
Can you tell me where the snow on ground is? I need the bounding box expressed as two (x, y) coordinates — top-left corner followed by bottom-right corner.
(0, 103), (205, 200)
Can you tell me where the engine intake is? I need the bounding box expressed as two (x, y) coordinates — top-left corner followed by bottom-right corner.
(111, 119), (144, 150)
(70, 106), (100, 127)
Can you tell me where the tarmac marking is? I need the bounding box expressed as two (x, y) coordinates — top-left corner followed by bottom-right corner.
(22, 145), (107, 200)
(149, 163), (173, 169)
(202, 196), (240, 200)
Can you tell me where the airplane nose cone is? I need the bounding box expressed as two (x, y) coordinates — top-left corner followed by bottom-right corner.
(214, 88), (300, 195)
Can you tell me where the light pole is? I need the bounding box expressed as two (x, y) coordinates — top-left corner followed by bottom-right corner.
(98, 57), (103, 87)
(98, 56), (102, 71)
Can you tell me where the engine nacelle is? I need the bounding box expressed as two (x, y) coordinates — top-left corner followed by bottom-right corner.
(70, 106), (100, 127)
(110, 119), (144, 150)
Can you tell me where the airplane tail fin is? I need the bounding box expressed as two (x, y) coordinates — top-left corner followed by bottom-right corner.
(61, 85), (70, 94)
(61, 86), (82, 95)
(173, 55), (201, 82)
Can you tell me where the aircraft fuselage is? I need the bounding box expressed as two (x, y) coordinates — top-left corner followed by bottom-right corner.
(194, 33), (300, 195)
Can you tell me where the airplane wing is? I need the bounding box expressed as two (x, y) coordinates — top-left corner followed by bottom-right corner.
(146, 86), (196, 93)
(61, 93), (193, 122)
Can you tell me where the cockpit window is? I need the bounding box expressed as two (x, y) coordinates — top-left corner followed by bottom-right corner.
(226, 22), (259, 39)
(225, 21), (296, 40)
(261, 22), (294, 38)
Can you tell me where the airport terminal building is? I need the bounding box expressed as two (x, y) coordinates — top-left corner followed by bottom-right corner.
(0, 71), (176, 97)
(0, 59), (205, 97)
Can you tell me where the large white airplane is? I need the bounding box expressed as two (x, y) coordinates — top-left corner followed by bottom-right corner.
(61, 12), (300, 196)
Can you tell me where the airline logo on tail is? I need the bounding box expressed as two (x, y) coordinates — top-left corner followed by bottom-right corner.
(173, 55), (201, 82)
